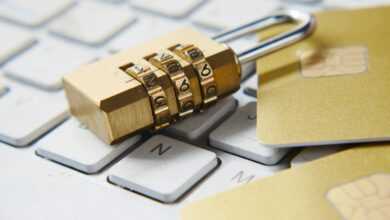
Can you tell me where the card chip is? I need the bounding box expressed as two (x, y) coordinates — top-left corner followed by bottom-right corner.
(326, 173), (390, 220)
(300, 46), (368, 77)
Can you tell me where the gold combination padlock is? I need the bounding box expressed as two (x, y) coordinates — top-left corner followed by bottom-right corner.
(63, 11), (316, 144)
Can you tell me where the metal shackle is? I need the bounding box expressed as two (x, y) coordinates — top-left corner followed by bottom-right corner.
(213, 10), (316, 64)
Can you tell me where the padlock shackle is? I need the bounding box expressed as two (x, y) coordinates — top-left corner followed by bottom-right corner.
(213, 10), (316, 64)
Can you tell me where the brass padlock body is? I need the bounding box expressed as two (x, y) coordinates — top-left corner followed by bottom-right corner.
(63, 28), (241, 144)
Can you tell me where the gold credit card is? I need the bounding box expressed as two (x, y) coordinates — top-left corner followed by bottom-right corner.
(181, 143), (390, 220)
(256, 7), (390, 147)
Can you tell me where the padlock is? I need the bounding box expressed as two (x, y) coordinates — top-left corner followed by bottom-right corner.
(63, 11), (316, 144)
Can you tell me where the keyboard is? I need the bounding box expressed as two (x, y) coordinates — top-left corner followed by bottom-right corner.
(0, 0), (388, 219)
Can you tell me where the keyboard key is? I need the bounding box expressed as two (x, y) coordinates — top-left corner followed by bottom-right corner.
(210, 102), (289, 165)
(109, 17), (182, 52)
(233, 87), (256, 107)
(282, 0), (321, 4)
(325, 0), (390, 8)
(0, 24), (36, 65)
(131, 0), (206, 18)
(50, 1), (135, 45)
(0, 79), (68, 146)
(164, 97), (237, 144)
(36, 118), (142, 173)
(192, 0), (281, 30)
(291, 146), (345, 167)
(0, 143), (174, 220)
(243, 74), (257, 97)
(4, 39), (96, 91)
(0, 0), (74, 27)
(241, 63), (255, 80)
(281, 2), (324, 12)
(99, 0), (125, 3)
(108, 135), (218, 203)
(187, 151), (287, 201)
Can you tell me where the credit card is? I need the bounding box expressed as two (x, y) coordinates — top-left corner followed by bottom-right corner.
(182, 143), (390, 220)
(256, 7), (390, 147)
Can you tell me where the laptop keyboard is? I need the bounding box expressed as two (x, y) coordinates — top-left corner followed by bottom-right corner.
(0, 0), (387, 219)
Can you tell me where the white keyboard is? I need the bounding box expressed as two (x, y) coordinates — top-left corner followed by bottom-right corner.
(0, 0), (387, 219)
